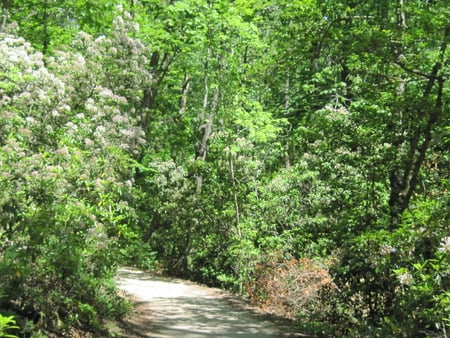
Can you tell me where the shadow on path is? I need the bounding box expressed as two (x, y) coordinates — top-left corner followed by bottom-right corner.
(117, 267), (309, 338)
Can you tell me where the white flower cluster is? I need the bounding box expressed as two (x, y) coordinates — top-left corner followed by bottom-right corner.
(438, 236), (450, 253)
(398, 271), (413, 286)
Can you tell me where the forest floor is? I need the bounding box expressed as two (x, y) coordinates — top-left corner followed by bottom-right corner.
(115, 267), (308, 338)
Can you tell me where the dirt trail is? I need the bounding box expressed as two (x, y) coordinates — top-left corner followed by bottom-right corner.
(117, 267), (307, 338)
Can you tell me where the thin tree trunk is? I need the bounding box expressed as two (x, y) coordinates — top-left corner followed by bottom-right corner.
(42, 0), (50, 55)
(179, 74), (190, 115)
(195, 85), (218, 193)
(397, 0), (407, 30)
(284, 70), (291, 169)
(388, 25), (448, 230)
(0, 0), (11, 31)
(195, 51), (222, 193)
(229, 153), (240, 226)
(141, 52), (173, 131)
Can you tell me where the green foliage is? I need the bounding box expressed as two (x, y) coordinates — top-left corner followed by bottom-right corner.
(0, 314), (19, 338)
(3, 0), (121, 53)
(0, 26), (139, 334)
(131, 1), (449, 335)
(1, 0), (449, 336)
(329, 194), (449, 336)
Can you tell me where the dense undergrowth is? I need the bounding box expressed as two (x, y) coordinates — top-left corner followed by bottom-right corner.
(1, 1), (449, 337)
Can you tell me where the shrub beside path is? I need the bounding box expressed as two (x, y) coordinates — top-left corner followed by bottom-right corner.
(116, 267), (308, 338)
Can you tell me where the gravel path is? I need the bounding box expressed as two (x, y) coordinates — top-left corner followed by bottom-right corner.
(117, 267), (307, 338)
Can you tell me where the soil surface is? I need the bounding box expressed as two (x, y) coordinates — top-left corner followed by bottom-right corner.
(116, 267), (308, 338)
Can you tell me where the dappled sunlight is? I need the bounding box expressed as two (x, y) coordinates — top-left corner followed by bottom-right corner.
(117, 268), (307, 338)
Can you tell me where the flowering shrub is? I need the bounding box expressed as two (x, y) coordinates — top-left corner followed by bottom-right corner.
(0, 28), (141, 334)
(330, 197), (450, 337)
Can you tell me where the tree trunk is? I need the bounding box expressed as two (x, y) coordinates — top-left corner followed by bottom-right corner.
(397, 0), (407, 30)
(229, 153), (240, 226)
(195, 80), (219, 192)
(41, 0), (50, 55)
(388, 25), (448, 230)
(141, 51), (172, 132)
(284, 70), (291, 169)
(179, 74), (190, 116)
(195, 51), (222, 193)
(0, 0), (11, 30)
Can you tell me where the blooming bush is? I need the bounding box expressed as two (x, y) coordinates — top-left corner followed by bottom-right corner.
(329, 196), (450, 337)
(0, 28), (142, 334)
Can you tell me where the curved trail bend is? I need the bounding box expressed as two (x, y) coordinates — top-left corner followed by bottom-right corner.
(117, 267), (307, 338)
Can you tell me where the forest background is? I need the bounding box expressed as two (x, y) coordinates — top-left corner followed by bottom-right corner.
(0, 0), (448, 337)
